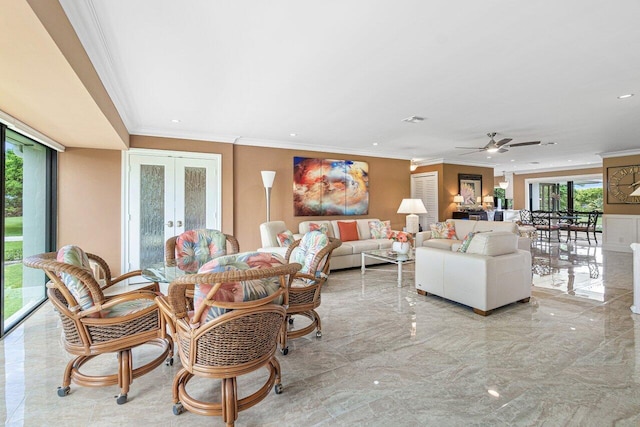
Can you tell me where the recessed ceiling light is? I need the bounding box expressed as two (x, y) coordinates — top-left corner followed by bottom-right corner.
(372, 142), (379, 146)
(568, 160), (572, 162)
(401, 115), (425, 123)
(290, 133), (297, 137)
(618, 94), (634, 99)
(510, 159), (515, 162)
(486, 156), (492, 159)
(171, 119), (181, 123)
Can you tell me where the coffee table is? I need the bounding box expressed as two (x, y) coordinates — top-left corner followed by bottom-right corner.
(361, 249), (415, 287)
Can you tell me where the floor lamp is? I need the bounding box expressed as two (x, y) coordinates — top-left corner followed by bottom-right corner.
(261, 171), (276, 222)
(397, 198), (427, 234)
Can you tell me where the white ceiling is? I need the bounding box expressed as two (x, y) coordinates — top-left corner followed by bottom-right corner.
(60, 0), (640, 174)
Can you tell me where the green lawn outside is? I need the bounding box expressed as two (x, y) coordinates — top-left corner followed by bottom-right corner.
(4, 263), (23, 321)
(4, 216), (22, 236)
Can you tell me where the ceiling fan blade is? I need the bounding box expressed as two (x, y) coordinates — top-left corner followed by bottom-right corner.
(497, 147), (509, 153)
(508, 141), (541, 147)
(459, 150), (482, 155)
(495, 138), (512, 147)
(455, 146), (484, 150)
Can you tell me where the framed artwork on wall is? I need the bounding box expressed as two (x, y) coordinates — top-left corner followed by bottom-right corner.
(293, 157), (369, 216)
(458, 174), (482, 207)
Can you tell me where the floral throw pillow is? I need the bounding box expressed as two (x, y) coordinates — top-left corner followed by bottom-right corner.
(194, 252), (286, 323)
(430, 221), (456, 239)
(309, 222), (330, 235)
(457, 232), (477, 253)
(369, 220), (391, 239)
(276, 230), (295, 247)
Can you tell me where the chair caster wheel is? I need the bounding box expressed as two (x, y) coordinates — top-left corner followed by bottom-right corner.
(281, 347), (289, 355)
(288, 318), (294, 325)
(316, 331), (322, 338)
(165, 357), (174, 366)
(274, 383), (283, 394)
(57, 386), (70, 397)
(173, 403), (185, 415)
(116, 393), (127, 405)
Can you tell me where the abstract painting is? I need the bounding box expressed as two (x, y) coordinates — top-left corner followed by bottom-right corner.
(293, 157), (369, 216)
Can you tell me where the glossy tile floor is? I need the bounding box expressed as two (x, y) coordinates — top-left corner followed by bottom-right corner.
(3, 240), (640, 426)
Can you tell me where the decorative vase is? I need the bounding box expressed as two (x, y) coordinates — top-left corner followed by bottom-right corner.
(392, 241), (411, 254)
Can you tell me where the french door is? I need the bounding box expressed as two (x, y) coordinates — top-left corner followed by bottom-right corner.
(124, 149), (221, 271)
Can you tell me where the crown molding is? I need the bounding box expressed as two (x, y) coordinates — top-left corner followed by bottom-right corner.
(599, 148), (640, 159)
(505, 162), (603, 176)
(59, 0), (138, 130)
(133, 128), (239, 144)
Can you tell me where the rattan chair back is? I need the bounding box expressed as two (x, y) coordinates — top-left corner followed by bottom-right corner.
(164, 229), (240, 267)
(23, 251), (171, 405)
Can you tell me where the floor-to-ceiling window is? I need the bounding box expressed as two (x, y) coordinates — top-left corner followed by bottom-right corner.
(1, 125), (56, 336)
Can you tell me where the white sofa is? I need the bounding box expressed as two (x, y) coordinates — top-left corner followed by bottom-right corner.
(415, 231), (532, 315)
(258, 219), (397, 270)
(415, 218), (530, 252)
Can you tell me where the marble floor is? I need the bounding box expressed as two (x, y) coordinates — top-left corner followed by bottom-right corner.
(2, 240), (640, 426)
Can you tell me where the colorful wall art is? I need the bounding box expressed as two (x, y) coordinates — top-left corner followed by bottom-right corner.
(293, 157), (369, 216)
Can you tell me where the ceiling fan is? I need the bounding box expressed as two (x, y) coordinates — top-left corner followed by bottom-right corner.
(456, 132), (541, 154)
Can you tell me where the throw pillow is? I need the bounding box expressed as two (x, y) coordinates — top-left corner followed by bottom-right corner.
(337, 221), (359, 242)
(309, 222), (330, 235)
(429, 221), (456, 239)
(457, 232), (477, 253)
(276, 230), (295, 247)
(369, 220), (391, 239)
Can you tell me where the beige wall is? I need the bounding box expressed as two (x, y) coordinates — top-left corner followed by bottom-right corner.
(412, 163), (494, 221)
(58, 148), (122, 270)
(58, 139), (410, 274)
(603, 154), (640, 215)
(234, 145), (411, 251)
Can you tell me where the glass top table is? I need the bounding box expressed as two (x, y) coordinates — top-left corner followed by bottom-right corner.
(361, 249), (415, 287)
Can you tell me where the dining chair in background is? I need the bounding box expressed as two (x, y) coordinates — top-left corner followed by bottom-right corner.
(280, 231), (342, 355)
(165, 229), (240, 272)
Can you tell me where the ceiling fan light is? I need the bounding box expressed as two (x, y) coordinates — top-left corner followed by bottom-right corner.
(486, 147), (499, 153)
(499, 181), (509, 189)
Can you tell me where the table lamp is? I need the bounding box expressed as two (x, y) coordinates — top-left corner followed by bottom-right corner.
(453, 194), (464, 210)
(397, 198), (427, 234)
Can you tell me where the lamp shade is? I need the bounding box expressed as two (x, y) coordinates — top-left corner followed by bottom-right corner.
(483, 195), (494, 203)
(453, 194), (464, 203)
(397, 198), (427, 214)
(261, 170), (276, 188)
(499, 181), (509, 189)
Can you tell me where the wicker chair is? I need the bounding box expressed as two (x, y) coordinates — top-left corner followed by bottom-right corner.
(23, 247), (172, 405)
(279, 232), (342, 355)
(165, 229), (240, 272)
(156, 252), (301, 426)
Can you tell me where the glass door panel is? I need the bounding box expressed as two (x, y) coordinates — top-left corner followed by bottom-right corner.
(3, 129), (49, 332)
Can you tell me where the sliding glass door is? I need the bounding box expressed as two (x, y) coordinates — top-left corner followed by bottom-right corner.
(2, 126), (56, 336)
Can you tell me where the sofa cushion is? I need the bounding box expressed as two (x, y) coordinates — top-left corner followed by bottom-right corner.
(348, 240), (382, 253)
(423, 239), (460, 251)
(337, 221), (359, 241)
(299, 221), (334, 237)
(473, 221), (517, 234)
(332, 243), (355, 256)
(309, 222), (331, 235)
(465, 231), (518, 256)
(368, 220), (391, 239)
(430, 220), (456, 239)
